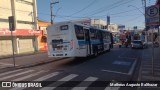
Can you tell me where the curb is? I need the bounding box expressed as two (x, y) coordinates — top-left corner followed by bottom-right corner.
(0, 57), (68, 72)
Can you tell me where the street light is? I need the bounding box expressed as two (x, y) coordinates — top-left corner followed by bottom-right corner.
(50, 0), (59, 24)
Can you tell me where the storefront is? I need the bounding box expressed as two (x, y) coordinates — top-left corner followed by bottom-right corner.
(0, 28), (41, 56)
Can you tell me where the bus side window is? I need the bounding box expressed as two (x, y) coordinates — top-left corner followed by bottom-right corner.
(84, 29), (89, 41)
(90, 29), (96, 40)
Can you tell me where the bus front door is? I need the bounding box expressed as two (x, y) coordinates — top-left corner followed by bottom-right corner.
(84, 29), (91, 56)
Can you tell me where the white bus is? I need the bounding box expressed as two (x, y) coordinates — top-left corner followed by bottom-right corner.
(47, 22), (113, 57)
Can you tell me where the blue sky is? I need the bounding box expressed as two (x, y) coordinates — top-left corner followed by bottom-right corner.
(37, 0), (157, 29)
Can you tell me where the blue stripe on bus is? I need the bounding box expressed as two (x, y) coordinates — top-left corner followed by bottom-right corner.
(78, 41), (86, 45)
(78, 40), (103, 45)
(51, 42), (70, 44)
(90, 40), (101, 44)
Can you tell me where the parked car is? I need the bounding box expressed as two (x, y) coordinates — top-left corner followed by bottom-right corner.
(131, 40), (147, 49)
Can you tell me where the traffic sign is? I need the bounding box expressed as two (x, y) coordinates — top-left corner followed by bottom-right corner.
(146, 5), (159, 26)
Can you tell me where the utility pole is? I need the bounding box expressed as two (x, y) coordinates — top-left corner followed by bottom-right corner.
(50, 0), (59, 24)
(142, 0), (148, 43)
(144, 0), (148, 44)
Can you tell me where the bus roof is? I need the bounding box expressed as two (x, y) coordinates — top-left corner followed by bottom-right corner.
(48, 21), (111, 33)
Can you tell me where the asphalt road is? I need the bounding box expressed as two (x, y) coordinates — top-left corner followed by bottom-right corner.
(0, 45), (143, 90)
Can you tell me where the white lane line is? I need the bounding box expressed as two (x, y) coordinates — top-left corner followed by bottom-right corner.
(12, 70), (46, 81)
(40, 74), (78, 90)
(128, 60), (137, 75)
(10, 72), (60, 90)
(71, 77), (98, 90)
(101, 69), (129, 75)
(0, 69), (23, 77)
(0, 70), (34, 80)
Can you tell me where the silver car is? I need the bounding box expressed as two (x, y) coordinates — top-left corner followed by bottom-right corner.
(131, 40), (147, 49)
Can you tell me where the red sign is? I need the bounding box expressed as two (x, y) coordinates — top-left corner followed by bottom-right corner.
(0, 28), (42, 36)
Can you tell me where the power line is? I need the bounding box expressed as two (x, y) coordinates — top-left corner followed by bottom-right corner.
(70, 0), (98, 16)
(125, 15), (143, 22)
(83, 0), (124, 16)
(99, 6), (143, 16)
(88, 0), (135, 16)
(0, 6), (144, 21)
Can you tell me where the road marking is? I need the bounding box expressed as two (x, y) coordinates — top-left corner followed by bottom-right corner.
(102, 59), (137, 75)
(10, 72), (60, 90)
(113, 61), (131, 66)
(118, 49), (137, 59)
(101, 69), (129, 75)
(12, 70), (46, 81)
(0, 70), (34, 80)
(71, 77), (98, 90)
(40, 74), (78, 90)
(34, 72), (60, 81)
(0, 69), (23, 77)
(58, 74), (78, 81)
(128, 60), (137, 75)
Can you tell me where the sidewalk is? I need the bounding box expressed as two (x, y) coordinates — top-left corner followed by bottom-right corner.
(0, 51), (65, 71)
(138, 44), (160, 90)
(0, 51), (46, 59)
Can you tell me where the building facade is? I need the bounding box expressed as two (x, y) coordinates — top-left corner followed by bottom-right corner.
(70, 18), (122, 33)
(91, 19), (107, 29)
(38, 20), (51, 51)
(0, 0), (40, 56)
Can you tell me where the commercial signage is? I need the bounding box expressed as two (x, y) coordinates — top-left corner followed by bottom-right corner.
(0, 28), (42, 36)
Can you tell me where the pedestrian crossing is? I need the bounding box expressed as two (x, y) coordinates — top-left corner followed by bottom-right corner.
(0, 69), (121, 90)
